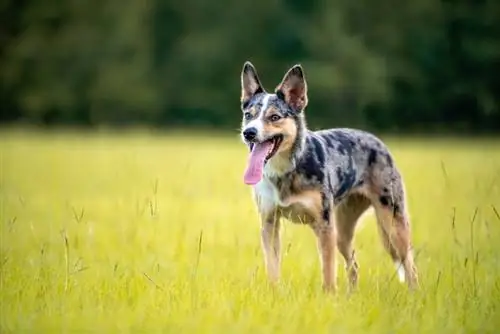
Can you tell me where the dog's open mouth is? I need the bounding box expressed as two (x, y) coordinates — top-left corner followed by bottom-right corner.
(254, 135), (283, 162)
(244, 135), (283, 185)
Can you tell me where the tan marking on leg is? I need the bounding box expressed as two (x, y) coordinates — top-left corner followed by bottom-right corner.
(313, 223), (337, 293)
(373, 204), (419, 290)
(335, 193), (371, 292)
(336, 237), (358, 290)
(285, 190), (337, 292)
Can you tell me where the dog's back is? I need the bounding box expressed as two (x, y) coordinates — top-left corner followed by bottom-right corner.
(291, 127), (398, 205)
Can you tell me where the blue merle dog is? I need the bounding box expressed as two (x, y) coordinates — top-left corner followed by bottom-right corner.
(240, 61), (419, 292)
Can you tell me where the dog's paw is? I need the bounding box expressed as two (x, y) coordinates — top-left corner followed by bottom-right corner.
(322, 283), (337, 294)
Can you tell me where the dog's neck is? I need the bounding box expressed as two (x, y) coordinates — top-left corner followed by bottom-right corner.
(264, 114), (308, 178)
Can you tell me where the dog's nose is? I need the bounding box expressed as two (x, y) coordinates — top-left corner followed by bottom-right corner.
(243, 127), (258, 141)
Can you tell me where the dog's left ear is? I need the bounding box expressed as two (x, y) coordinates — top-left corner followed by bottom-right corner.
(275, 64), (308, 112)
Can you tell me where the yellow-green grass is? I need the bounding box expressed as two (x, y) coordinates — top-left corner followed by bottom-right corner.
(1, 129), (499, 333)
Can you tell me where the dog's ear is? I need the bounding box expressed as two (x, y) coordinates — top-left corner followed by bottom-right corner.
(241, 61), (264, 105)
(275, 64), (308, 112)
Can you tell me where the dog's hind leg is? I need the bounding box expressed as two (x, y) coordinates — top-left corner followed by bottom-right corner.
(369, 168), (419, 290)
(335, 193), (372, 291)
(373, 205), (418, 289)
(260, 209), (282, 284)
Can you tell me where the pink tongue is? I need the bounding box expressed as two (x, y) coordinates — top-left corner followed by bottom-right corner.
(244, 141), (273, 185)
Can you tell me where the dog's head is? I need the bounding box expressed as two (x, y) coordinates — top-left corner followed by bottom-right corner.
(240, 62), (308, 185)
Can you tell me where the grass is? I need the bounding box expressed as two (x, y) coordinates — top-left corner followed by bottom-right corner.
(1, 129), (500, 333)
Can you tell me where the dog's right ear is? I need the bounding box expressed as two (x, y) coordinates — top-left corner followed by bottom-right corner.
(241, 61), (264, 105)
(275, 64), (308, 112)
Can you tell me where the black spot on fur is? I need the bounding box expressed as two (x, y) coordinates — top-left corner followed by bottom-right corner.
(322, 135), (336, 148)
(297, 139), (325, 183)
(308, 136), (326, 166)
(379, 195), (390, 206)
(334, 164), (356, 201)
(368, 149), (377, 166)
(322, 208), (330, 223)
(332, 132), (355, 155)
(297, 152), (325, 183)
(384, 153), (393, 167)
(321, 193), (330, 223)
(276, 90), (285, 101)
(382, 187), (389, 193)
(327, 177), (334, 194)
(379, 195), (401, 215)
(335, 168), (342, 181)
(336, 144), (347, 155)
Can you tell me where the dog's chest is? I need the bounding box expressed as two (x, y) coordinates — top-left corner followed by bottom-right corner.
(254, 178), (285, 212)
(254, 177), (319, 224)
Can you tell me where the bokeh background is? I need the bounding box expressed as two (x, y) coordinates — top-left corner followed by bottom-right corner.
(2, 1), (500, 332)
(1, 0), (499, 133)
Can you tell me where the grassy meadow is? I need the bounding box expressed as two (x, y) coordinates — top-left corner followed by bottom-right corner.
(1, 129), (500, 333)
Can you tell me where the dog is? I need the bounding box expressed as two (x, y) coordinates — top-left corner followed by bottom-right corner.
(239, 61), (419, 292)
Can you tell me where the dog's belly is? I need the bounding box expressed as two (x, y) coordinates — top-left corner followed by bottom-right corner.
(279, 205), (316, 225)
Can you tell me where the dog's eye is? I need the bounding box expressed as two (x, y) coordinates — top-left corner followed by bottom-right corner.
(244, 112), (252, 120)
(269, 114), (281, 122)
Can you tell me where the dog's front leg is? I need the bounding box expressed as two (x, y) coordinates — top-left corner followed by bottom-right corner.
(312, 199), (337, 293)
(313, 224), (337, 292)
(260, 209), (281, 284)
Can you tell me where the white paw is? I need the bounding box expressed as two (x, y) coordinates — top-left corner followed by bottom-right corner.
(395, 261), (406, 283)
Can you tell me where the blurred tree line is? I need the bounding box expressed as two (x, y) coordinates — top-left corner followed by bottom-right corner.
(1, 0), (499, 133)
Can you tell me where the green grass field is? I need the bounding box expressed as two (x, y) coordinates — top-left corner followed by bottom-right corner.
(1, 129), (500, 333)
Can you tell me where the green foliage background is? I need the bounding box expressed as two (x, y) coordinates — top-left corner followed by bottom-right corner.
(1, 0), (499, 133)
